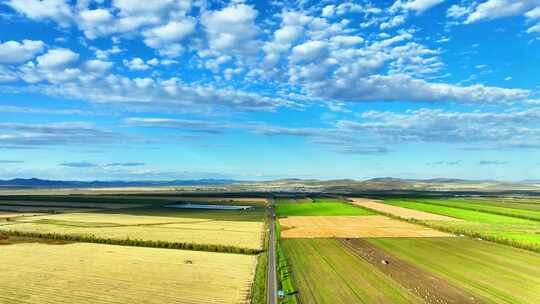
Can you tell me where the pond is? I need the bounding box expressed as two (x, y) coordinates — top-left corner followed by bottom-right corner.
(165, 203), (255, 210)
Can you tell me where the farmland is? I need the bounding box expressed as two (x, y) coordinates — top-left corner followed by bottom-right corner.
(369, 237), (540, 304)
(281, 239), (421, 303)
(0, 242), (256, 304)
(279, 215), (450, 238)
(276, 198), (373, 216)
(0, 209), (265, 251)
(0, 193), (269, 303)
(380, 198), (540, 251)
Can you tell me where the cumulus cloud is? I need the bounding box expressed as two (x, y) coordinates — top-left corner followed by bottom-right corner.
(450, 0), (540, 35)
(201, 4), (260, 57)
(290, 41), (328, 62)
(36, 48), (79, 69)
(402, 0), (445, 13)
(0, 40), (44, 63)
(465, 0), (538, 23)
(7, 0), (73, 25)
(143, 19), (196, 56)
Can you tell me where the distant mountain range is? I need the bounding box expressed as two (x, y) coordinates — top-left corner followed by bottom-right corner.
(0, 178), (240, 189)
(0, 177), (538, 190)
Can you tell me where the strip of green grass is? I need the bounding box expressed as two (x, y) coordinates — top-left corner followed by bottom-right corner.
(281, 239), (421, 304)
(276, 202), (373, 216)
(369, 237), (540, 304)
(385, 199), (535, 224)
(277, 241), (298, 304)
(410, 198), (540, 221)
(383, 199), (540, 252)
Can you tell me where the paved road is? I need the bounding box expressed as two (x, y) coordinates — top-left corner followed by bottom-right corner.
(267, 196), (277, 304)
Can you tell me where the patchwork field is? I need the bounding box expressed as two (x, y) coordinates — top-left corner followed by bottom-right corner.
(276, 199), (373, 216)
(381, 198), (540, 251)
(279, 215), (451, 238)
(0, 242), (256, 304)
(369, 237), (540, 304)
(351, 198), (461, 221)
(0, 212), (265, 250)
(281, 238), (421, 303)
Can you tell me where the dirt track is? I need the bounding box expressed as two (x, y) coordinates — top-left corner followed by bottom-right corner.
(340, 238), (486, 304)
(279, 215), (451, 238)
(350, 198), (461, 221)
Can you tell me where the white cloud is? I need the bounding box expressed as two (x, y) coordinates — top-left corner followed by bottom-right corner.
(122, 58), (165, 71)
(447, 4), (473, 19)
(391, 0), (444, 14)
(336, 108), (540, 149)
(526, 7), (540, 19)
(0, 40), (44, 63)
(322, 5), (335, 18)
(201, 4), (260, 57)
(380, 15), (406, 29)
(307, 73), (530, 104)
(84, 60), (113, 73)
(465, 0), (540, 23)
(36, 48), (79, 69)
(26, 74), (293, 113)
(290, 41), (328, 62)
(330, 35), (364, 46)
(7, 0), (72, 25)
(78, 8), (115, 39)
(402, 0), (445, 13)
(0, 122), (122, 147)
(143, 19), (196, 56)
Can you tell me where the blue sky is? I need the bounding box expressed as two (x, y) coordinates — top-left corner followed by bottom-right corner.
(0, 0), (539, 181)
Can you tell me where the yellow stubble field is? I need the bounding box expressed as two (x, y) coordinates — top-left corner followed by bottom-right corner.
(0, 212), (265, 250)
(0, 242), (257, 304)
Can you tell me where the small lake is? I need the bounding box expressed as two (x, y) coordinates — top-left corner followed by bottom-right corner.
(165, 203), (254, 210)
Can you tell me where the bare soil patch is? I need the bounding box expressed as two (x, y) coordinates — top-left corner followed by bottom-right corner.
(350, 198), (461, 221)
(279, 215), (451, 238)
(341, 238), (486, 304)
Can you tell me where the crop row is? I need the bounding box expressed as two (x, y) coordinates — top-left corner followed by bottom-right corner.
(0, 230), (262, 255)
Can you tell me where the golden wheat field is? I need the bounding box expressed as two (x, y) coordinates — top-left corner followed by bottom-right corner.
(0, 242), (256, 304)
(279, 215), (452, 238)
(0, 212), (264, 249)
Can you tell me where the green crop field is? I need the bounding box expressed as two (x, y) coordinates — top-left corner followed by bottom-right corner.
(369, 237), (540, 304)
(404, 198), (540, 221)
(281, 239), (421, 304)
(383, 199), (540, 251)
(276, 201), (373, 216)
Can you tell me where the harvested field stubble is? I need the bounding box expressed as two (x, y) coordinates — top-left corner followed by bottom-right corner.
(279, 215), (451, 238)
(0, 212), (264, 250)
(350, 198), (460, 221)
(0, 242), (256, 304)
